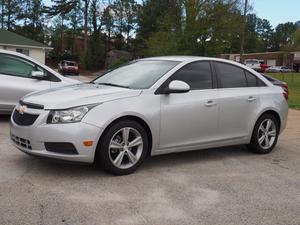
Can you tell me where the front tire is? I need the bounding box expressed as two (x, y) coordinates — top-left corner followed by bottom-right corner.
(248, 114), (279, 154)
(96, 120), (149, 175)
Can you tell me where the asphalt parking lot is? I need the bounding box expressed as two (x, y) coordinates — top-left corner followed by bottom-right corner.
(0, 110), (299, 225)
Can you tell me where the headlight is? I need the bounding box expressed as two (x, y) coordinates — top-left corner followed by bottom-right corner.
(47, 105), (96, 124)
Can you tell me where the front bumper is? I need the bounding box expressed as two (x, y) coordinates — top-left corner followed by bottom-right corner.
(62, 68), (79, 74)
(10, 110), (103, 163)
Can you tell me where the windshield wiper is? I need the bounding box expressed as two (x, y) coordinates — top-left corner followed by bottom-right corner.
(95, 82), (130, 89)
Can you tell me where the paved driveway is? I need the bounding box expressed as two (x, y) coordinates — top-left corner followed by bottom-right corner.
(0, 110), (299, 225)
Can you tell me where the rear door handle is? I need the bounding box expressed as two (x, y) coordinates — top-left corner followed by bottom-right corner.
(205, 100), (217, 107)
(247, 96), (256, 102)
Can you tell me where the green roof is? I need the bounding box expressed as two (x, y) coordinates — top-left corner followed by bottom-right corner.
(0, 29), (51, 49)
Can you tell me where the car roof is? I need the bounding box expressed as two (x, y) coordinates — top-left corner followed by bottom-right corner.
(140, 55), (243, 64)
(141, 56), (201, 62)
(139, 56), (252, 70)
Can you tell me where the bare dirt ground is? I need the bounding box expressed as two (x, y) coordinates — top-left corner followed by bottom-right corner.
(0, 110), (299, 225)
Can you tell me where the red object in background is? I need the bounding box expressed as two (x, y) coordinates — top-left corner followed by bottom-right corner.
(260, 63), (270, 73)
(58, 60), (79, 75)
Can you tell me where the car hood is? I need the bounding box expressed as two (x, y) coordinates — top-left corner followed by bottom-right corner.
(60, 76), (82, 84)
(22, 83), (142, 109)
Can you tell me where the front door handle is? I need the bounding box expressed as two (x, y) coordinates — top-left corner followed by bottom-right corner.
(205, 100), (217, 107)
(248, 96), (256, 102)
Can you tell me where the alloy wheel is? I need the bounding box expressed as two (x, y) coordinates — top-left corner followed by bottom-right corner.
(257, 119), (277, 150)
(108, 127), (144, 169)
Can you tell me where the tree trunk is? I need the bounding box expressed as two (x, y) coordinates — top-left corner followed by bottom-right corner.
(1, 0), (4, 29)
(240, 0), (248, 61)
(60, 16), (64, 54)
(7, 1), (11, 30)
(83, 0), (89, 53)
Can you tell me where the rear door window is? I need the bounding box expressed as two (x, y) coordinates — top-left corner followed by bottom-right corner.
(214, 62), (247, 88)
(245, 71), (266, 87)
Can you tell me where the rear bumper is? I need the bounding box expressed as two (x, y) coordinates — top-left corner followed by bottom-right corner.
(279, 101), (288, 134)
(10, 115), (103, 163)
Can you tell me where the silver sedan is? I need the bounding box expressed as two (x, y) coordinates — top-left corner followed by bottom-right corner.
(10, 56), (288, 175)
(0, 50), (79, 113)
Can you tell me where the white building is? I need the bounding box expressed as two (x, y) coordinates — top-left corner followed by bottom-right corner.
(0, 29), (52, 64)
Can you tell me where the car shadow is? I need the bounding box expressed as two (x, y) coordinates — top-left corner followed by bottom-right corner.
(14, 145), (252, 179)
(142, 145), (251, 170)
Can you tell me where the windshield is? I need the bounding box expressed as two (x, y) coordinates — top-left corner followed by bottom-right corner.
(93, 60), (179, 89)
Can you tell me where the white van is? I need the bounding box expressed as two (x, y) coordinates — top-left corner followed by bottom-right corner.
(244, 59), (261, 71)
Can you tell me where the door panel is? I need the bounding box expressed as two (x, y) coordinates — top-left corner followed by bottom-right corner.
(159, 89), (219, 149)
(213, 61), (261, 141)
(217, 88), (260, 140)
(0, 74), (50, 111)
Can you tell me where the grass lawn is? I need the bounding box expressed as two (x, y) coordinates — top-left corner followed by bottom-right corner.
(266, 73), (300, 110)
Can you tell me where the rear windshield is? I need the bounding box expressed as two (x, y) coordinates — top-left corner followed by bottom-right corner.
(65, 62), (77, 66)
(245, 60), (259, 64)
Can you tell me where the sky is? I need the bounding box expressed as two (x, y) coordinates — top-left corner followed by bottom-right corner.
(43, 0), (300, 29)
(251, 0), (300, 28)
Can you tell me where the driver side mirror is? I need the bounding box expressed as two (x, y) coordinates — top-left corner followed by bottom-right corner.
(163, 80), (190, 94)
(31, 71), (45, 79)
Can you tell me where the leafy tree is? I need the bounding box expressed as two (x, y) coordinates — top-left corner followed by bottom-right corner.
(145, 0), (244, 57)
(271, 22), (297, 51)
(101, 5), (114, 44)
(0, 0), (22, 30)
(136, 0), (173, 40)
(256, 18), (273, 51)
(85, 0), (105, 69)
(112, 0), (138, 50)
(46, 0), (90, 53)
(283, 28), (300, 51)
(15, 0), (45, 42)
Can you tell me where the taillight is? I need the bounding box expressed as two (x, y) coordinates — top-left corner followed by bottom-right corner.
(283, 92), (288, 101)
(281, 83), (288, 101)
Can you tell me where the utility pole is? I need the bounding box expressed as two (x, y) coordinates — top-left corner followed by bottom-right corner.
(240, 0), (248, 63)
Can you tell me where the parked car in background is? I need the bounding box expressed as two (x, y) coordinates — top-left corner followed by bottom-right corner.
(244, 59), (261, 71)
(0, 50), (80, 114)
(10, 57), (288, 175)
(262, 74), (289, 100)
(259, 62), (270, 73)
(265, 66), (294, 73)
(58, 60), (79, 75)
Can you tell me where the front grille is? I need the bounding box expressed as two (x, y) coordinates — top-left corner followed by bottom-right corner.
(19, 100), (44, 109)
(13, 110), (39, 126)
(11, 134), (32, 150)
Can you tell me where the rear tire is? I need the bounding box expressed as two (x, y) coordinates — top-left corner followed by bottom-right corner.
(96, 120), (149, 175)
(248, 114), (279, 154)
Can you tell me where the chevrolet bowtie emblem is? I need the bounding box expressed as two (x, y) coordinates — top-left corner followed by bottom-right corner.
(16, 105), (27, 115)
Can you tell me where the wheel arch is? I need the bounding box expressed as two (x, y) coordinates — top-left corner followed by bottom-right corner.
(259, 110), (281, 130)
(251, 109), (281, 138)
(94, 115), (153, 161)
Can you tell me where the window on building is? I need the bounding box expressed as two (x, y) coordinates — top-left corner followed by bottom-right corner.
(16, 48), (30, 56)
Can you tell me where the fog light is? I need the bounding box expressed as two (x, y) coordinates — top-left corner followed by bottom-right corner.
(83, 141), (93, 147)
